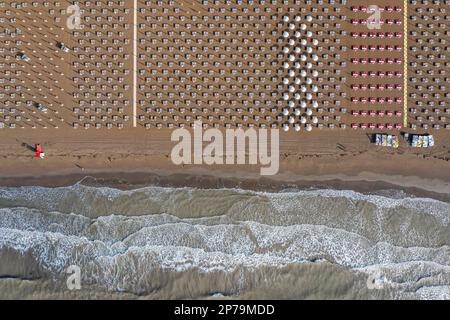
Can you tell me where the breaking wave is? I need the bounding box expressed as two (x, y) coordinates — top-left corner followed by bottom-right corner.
(0, 183), (449, 299)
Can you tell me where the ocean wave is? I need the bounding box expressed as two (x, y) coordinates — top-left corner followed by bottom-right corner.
(1, 184), (449, 247)
(1, 210), (450, 298)
(0, 184), (449, 298)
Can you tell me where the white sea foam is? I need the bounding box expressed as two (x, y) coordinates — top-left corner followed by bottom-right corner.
(0, 184), (449, 298)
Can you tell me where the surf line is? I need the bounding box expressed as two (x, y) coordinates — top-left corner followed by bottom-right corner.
(132, 0), (138, 127)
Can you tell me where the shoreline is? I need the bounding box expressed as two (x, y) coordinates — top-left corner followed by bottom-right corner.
(1, 169), (449, 203)
(0, 130), (448, 202)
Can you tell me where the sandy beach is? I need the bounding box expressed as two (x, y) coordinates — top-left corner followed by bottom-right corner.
(0, 129), (448, 195)
(0, 129), (449, 300)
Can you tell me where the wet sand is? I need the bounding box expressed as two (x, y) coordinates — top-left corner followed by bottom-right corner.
(0, 129), (448, 198)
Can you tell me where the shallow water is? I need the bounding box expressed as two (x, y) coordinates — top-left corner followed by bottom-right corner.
(0, 183), (449, 299)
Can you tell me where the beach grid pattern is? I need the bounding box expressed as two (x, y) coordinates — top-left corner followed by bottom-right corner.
(0, 0), (447, 133)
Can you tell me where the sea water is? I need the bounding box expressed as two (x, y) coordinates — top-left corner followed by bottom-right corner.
(0, 182), (449, 299)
